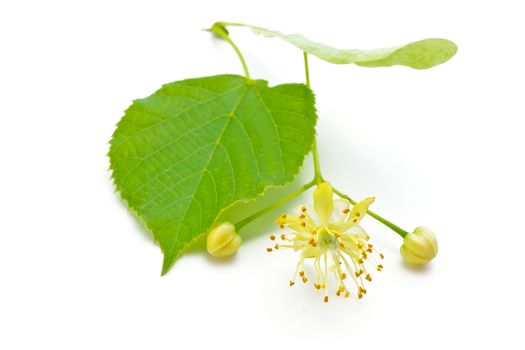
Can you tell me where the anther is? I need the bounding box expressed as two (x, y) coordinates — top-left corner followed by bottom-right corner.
(289, 280), (295, 287)
(324, 296), (329, 303)
(280, 234), (286, 240)
(314, 283), (321, 290)
(266, 248), (273, 252)
(365, 274), (372, 282)
(301, 206), (307, 213)
(341, 273), (347, 280)
(280, 214), (287, 219)
(274, 244), (279, 250)
(302, 276), (308, 283)
(343, 208), (350, 214)
(270, 235), (276, 240)
(301, 222), (306, 227)
(380, 253), (384, 260)
(345, 291), (350, 298)
(339, 242), (345, 249)
(299, 214), (305, 219)
(299, 271), (305, 277)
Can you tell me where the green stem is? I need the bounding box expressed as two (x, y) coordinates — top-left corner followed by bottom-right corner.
(236, 180), (316, 231)
(312, 140), (323, 185)
(304, 51), (311, 87)
(332, 187), (410, 238)
(207, 23), (250, 79)
(303, 52), (323, 185)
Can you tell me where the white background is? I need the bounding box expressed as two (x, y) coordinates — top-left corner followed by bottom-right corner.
(1, 0), (524, 349)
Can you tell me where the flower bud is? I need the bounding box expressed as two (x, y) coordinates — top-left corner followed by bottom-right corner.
(400, 226), (438, 265)
(207, 222), (242, 258)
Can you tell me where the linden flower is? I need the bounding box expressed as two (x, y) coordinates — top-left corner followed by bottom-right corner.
(268, 182), (384, 302)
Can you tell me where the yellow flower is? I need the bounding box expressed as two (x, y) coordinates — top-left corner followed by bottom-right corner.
(269, 182), (383, 302)
(400, 226), (438, 265)
(207, 222), (242, 258)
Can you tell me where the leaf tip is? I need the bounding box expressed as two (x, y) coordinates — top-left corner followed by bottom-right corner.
(160, 260), (173, 276)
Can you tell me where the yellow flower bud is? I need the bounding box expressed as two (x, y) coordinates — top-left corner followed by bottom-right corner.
(206, 222), (242, 258)
(400, 226), (438, 265)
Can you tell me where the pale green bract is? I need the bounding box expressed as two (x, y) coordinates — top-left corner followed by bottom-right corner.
(109, 74), (317, 275)
(216, 22), (457, 69)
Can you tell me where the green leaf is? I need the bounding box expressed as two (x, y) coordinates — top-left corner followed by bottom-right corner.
(109, 74), (317, 275)
(215, 22), (457, 69)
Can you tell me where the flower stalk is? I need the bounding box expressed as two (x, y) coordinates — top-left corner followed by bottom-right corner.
(235, 180), (316, 231)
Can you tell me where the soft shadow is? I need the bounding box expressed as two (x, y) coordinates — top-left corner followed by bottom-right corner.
(401, 260), (433, 274)
(203, 253), (239, 266)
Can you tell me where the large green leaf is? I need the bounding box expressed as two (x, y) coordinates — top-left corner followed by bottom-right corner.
(109, 74), (317, 274)
(214, 22), (457, 69)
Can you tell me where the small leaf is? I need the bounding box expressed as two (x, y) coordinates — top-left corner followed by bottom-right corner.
(109, 75), (317, 275)
(217, 22), (457, 69)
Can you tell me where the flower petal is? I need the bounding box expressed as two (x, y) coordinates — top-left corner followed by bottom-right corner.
(330, 198), (350, 227)
(338, 197), (375, 231)
(313, 182), (334, 226)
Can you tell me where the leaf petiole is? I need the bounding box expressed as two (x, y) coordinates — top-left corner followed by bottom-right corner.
(207, 22), (251, 79)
